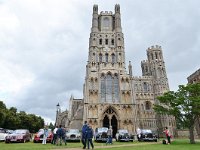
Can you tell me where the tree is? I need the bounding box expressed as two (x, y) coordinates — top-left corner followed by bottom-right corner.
(0, 101), (7, 127)
(154, 83), (200, 144)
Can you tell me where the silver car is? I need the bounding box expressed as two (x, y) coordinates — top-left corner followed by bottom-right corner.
(65, 129), (81, 142)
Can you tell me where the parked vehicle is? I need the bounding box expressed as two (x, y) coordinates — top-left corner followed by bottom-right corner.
(138, 129), (158, 142)
(65, 129), (81, 142)
(0, 128), (9, 141)
(33, 129), (53, 143)
(5, 129), (31, 143)
(94, 127), (108, 142)
(115, 129), (134, 142)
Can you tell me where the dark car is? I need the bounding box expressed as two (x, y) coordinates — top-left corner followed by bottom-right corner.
(115, 129), (134, 142)
(33, 129), (53, 143)
(65, 129), (81, 142)
(5, 129), (31, 143)
(94, 127), (108, 142)
(138, 129), (158, 142)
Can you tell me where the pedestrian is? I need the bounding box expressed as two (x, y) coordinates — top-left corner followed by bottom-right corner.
(163, 127), (171, 144)
(56, 125), (63, 146)
(42, 126), (48, 145)
(81, 121), (88, 149)
(62, 127), (67, 145)
(51, 126), (58, 145)
(106, 126), (113, 144)
(86, 124), (94, 149)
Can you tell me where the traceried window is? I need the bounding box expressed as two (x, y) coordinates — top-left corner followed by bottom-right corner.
(143, 82), (148, 92)
(103, 17), (110, 27)
(105, 53), (108, 63)
(99, 39), (102, 45)
(111, 53), (115, 63)
(105, 39), (108, 45)
(101, 73), (119, 103)
(111, 39), (114, 45)
(145, 101), (151, 110)
(99, 53), (102, 63)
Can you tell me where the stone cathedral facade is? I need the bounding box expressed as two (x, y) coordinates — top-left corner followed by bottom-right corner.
(57, 4), (176, 137)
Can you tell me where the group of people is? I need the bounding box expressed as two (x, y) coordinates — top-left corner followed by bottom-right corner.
(43, 122), (172, 147)
(81, 121), (114, 149)
(42, 125), (67, 145)
(81, 121), (94, 149)
(136, 126), (172, 144)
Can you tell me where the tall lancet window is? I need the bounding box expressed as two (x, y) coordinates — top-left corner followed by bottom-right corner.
(112, 53), (115, 63)
(101, 74), (106, 101)
(99, 53), (102, 63)
(113, 74), (119, 102)
(100, 73), (119, 103)
(105, 53), (108, 63)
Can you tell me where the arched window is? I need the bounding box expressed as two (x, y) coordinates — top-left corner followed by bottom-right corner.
(99, 39), (102, 45)
(113, 74), (119, 102)
(105, 53), (108, 63)
(155, 52), (158, 59)
(101, 75), (106, 101)
(151, 53), (153, 60)
(101, 73), (119, 102)
(145, 101), (151, 110)
(143, 82), (148, 92)
(103, 17), (110, 27)
(106, 74), (112, 102)
(111, 53), (115, 63)
(99, 53), (102, 63)
(105, 39), (108, 45)
(111, 39), (114, 45)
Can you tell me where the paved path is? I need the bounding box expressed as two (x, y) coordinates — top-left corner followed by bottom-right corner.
(53, 142), (159, 150)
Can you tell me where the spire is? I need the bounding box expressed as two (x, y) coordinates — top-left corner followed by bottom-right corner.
(128, 61), (133, 77)
(91, 4), (98, 32)
(115, 4), (122, 32)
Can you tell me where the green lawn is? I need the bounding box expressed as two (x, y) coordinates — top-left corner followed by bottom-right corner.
(0, 139), (199, 150)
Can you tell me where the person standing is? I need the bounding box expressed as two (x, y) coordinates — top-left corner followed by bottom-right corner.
(136, 127), (141, 141)
(106, 126), (113, 144)
(56, 125), (63, 146)
(42, 126), (48, 145)
(62, 127), (67, 145)
(81, 121), (88, 149)
(163, 127), (171, 144)
(52, 126), (58, 145)
(86, 125), (94, 149)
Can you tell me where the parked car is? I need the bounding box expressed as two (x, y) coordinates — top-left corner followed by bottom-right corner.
(115, 129), (134, 142)
(94, 127), (108, 142)
(138, 129), (158, 142)
(5, 129), (31, 143)
(0, 128), (9, 141)
(65, 129), (81, 142)
(33, 129), (53, 143)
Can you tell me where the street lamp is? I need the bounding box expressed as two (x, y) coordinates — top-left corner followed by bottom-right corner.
(56, 103), (60, 112)
(55, 103), (60, 126)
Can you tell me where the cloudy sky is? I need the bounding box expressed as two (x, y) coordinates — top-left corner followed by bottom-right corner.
(0, 0), (199, 124)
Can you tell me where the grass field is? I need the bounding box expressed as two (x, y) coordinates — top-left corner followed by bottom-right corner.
(0, 139), (200, 150)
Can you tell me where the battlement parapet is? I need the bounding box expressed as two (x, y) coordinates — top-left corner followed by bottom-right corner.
(141, 60), (149, 64)
(147, 45), (162, 51)
(132, 76), (153, 80)
(100, 11), (113, 15)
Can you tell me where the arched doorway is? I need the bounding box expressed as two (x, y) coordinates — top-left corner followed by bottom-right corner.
(111, 115), (117, 138)
(102, 106), (118, 138)
(103, 115), (109, 128)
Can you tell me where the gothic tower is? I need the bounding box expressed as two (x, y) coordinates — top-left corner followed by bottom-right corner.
(83, 4), (136, 136)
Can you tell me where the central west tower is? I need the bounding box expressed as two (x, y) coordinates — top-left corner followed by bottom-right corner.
(83, 4), (136, 136)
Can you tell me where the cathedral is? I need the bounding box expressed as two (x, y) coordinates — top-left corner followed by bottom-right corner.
(56, 4), (176, 137)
